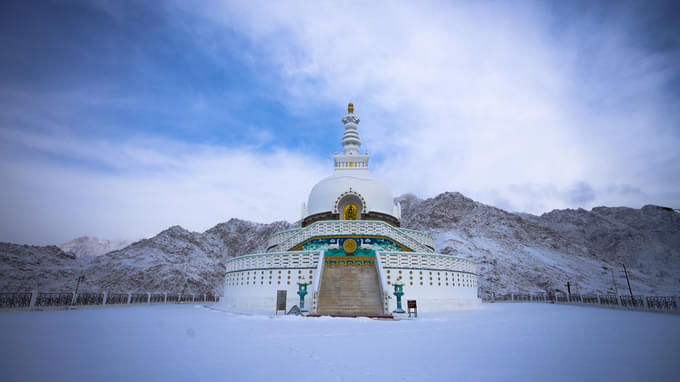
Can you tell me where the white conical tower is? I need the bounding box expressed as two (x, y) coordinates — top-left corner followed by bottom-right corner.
(334, 103), (369, 173)
(341, 103), (361, 155)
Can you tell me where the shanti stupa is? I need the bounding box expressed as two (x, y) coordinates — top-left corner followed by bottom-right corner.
(222, 103), (480, 315)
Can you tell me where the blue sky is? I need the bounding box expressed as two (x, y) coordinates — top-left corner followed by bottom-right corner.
(1, 0), (679, 244)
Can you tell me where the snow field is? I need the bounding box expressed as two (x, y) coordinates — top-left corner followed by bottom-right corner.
(0, 303), (679, 382)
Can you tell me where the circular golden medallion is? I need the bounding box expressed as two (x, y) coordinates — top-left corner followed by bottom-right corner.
(342, 239), (357, 253)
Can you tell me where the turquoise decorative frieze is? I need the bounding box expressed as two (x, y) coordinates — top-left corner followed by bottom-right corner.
(301, 237), (402, 255)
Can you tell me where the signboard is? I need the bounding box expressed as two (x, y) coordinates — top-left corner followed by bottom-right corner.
(407, 299), (418, 318)
(275, 290), (287, 315)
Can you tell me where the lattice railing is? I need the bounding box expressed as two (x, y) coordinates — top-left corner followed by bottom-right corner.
(267, 221), (434, 253)
(377, 251), (477, 274)
(225, 250), (322, 273)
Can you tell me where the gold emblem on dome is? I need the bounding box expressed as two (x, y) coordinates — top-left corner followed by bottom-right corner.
(343, 239), (357, 253)
(344, 203), (358, 220)
(348, 102), (354, 114)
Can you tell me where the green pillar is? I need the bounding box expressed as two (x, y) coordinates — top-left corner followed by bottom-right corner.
(393, 279), (405, 314)
(297, 281), (311, 312)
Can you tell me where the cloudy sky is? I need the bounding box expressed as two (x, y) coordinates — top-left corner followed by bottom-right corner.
(1, 0), (678, 245)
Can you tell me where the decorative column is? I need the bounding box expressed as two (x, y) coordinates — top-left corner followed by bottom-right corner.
(297, 276), (311, 312)
(392, 277), (405, 314)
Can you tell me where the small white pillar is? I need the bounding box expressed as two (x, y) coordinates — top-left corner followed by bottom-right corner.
(103, 292), (108, 305)
(127, 293), (132, 304)
(642, 296), (648, 310)
(164, 292), (167, 304)
(597, 295), (601, 304)
(30, 290), (38, 308)
(147, 293), (151, 304)
(511, 293), (514, 301)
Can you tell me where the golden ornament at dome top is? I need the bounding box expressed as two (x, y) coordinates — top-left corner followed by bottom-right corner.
(348, 102), (354, 114)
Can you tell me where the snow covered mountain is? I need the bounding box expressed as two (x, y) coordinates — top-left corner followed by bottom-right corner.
(399, 192), (680, 296)
(0, 243), (82, 292)
(82, 219), (293, 294)
(59, 236), (132, 258)
(518, 205), (680, 294)
(1, 193), (678, 296)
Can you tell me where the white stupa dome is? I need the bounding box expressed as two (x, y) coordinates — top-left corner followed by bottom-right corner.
(301, 103), (401, 226)
(307, 174), (396, 216)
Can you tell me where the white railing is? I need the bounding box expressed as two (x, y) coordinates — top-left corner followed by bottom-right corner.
(311, 250), (325, 313)
(267, 221), (434, 253)
(398, 228), (434, 249)
(374, 251), (390, 314)
(378, 251), (477, 274)
(225, 250), (322, 273)
(266, 228), (303, 249)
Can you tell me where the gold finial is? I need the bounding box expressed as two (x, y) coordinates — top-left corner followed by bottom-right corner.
(348, 102), (354, 114)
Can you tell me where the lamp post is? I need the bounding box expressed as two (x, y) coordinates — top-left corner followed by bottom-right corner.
(621, 263), (633, 297)
(392, 277), (405, 314)
(297, 276), (311, 313)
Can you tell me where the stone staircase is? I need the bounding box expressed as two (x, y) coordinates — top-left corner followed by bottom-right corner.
(316, 264), (384, 316)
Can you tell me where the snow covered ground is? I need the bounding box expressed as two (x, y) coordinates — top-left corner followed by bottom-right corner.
(1, 303), (678, 382)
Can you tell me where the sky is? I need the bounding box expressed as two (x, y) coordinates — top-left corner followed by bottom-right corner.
(1, 0), (679, 245)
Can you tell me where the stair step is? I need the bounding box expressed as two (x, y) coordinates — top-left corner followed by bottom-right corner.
(316, 264), (383, 315)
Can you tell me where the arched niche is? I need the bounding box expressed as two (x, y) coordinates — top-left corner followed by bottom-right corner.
(334, 191), (366, 221)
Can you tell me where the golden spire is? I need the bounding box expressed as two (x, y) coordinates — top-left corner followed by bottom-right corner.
(348, 102), (354, 114)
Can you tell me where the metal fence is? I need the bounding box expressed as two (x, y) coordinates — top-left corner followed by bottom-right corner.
(0, 292), (32, 308)
(37, 293), (73, 307)
(483, 292), (680, 314)
(75, 293), (104, 305)
(0, 291), (220, 309)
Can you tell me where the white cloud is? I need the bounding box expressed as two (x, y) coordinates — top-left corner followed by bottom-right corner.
(0, 130), (327, 245)
(187, 0), (679, 213)
(2, 1), (678, 245)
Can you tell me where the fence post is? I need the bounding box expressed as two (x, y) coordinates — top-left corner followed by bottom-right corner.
(103, 292), (108, 305)
(147, 292), (151, 304)
(203, 294), (206, 302)
(511, 293), (514, 302)
(491, 292), (495, 303)
(164, 292), (167, 304)
(617, 295), (622, 307)
(192, 294), (195, 303)
(642, 296), (648, 311)
(30, 290), (38, 308)
(597, 295), (601, 304)
(127, 293), (132, 304)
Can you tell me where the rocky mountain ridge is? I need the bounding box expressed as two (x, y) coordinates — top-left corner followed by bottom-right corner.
(1, 192), (678, 296)
(59, 236), (132, 258)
